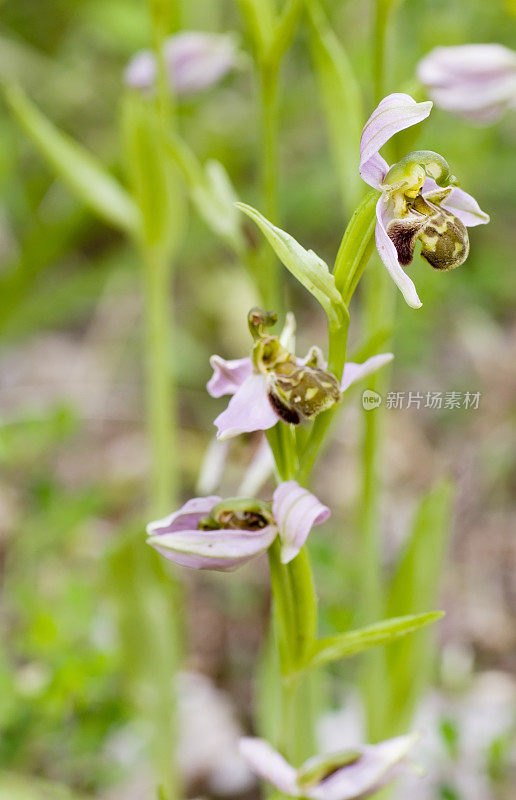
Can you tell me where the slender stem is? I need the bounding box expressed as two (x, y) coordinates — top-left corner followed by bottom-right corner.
(296, 314), (350, 486)
(268, 538), (316, 765)
(258, 64), (282, 314)
(267, 418), (318, 768)
(143, 246), (178, 514)
(140, 9), (181, 798)
(141, 245), (182, 800)
(359, 0), (401, 744)
(358, 262), (396, 745)
(260, 65), (279, 224)
(279, 678), (298, 761)
(295, 189), (378, 486)
(373, 0), (389, 103)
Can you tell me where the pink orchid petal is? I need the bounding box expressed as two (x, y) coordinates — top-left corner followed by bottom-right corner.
(307, 733), (420, 800)
(418, 44), (516, 83)
(341, 353), (394, 392)
(360, 94), (433, 188)
(375, 196), (422, 309)
(196, 438), (229, 494)
(237, 436), (275, 496)
(213, 373), (279, 440)
(441, 187), (490, 227)
(239, 738), (300, 797)
(147, 524), (277, 571)
(272, 481), (330, 564)
(147, 496), (221, 536)
(422, 179), (490, 227)
(417, 45), (516, 124)
(359, 152), (390, 191)
(207, 355), (253, 397)
(125, 31), (238, 96)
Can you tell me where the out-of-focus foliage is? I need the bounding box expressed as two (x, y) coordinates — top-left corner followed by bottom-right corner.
(0, 0), (514, 797)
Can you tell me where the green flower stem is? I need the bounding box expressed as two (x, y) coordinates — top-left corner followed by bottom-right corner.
(358, 263), (396, 747)
(139, 7), (181, 799)
(373, 0), (391, 103)
(140, 207), (182, 800)
(142, 245), (178, 514)
(359, 4), (405, 745)
(295, 316), (349, 485)
(295, 189), (379, 486)
(268, 538), (317, 762)
(267, 418), (317, 765)
(258, 64), (283, 314)
(358, 264), (395, 623)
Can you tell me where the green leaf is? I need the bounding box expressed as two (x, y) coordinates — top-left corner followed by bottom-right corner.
(236, 202), (346, 328)
(167, 135), (244, 253)
(3, 83), (141, 237)
(305, 611), (443, 670)
(121, 92), (185, 254)
(333, 190), (379, 302)
(382, 481), (453, 732)
(306, 0), (363, 216)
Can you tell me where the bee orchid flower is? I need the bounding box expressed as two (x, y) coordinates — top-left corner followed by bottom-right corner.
(146, 481), (330, 569)
(417, 44), (516, 125)
(208, 308), (393, 441)
(125, 31), (239, 96)
(360, 93), (490, 309)
(239, 732), (420, 799)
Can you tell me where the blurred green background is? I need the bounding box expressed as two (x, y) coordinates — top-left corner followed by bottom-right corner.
(0, 0), (515, 798)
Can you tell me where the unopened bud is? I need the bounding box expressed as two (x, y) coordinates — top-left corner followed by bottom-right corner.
(248, 307), (278, 340)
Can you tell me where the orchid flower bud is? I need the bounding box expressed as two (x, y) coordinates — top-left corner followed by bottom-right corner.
(248, 306), (278, 339)
(417, 44), (516, 124)
(125, 31), (239, 97)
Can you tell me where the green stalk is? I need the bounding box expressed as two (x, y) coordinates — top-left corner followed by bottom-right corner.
(268, 536), (318, 764)
(295, 318), (349, 486)
(296, 191), (377, 486)
(358, 266), (396, 747)
(142, 246), (178, 514)
(373, 0), (392, 103)
(266, 418), (318, 767)
(139, 5), (182, 798)
(258, 64), (282, 313)
(358, 0), (401, 746)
